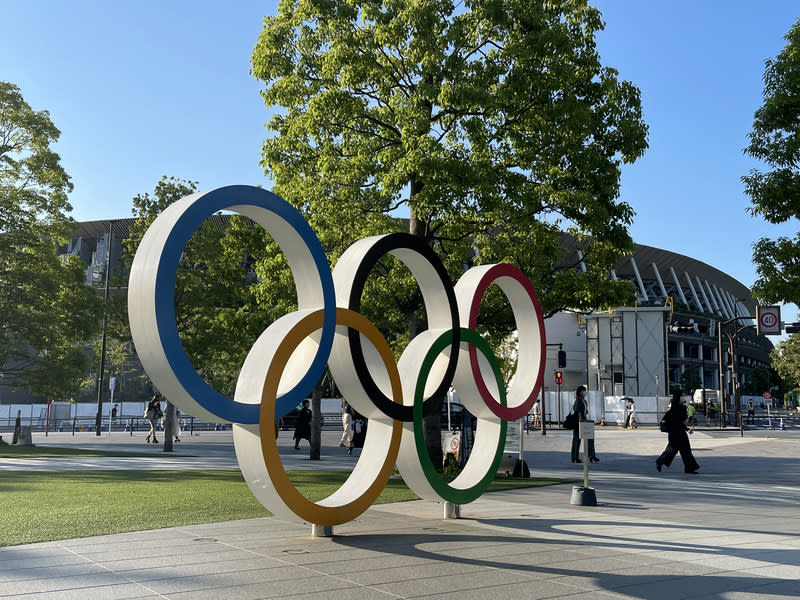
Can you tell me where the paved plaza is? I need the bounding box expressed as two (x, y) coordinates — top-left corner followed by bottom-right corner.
(3, 427), (800, 599)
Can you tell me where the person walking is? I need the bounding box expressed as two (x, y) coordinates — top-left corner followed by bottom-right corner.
(144, 394), (163, 443)
(293, 399), (312, 450)
(656, 390), (700, 474)
(623, 397), (633, 428)
(173, 408), (182, 442)
(570, 385), (598, 463)
(628, 399), (638, 429)
(340, 399), (354, 448)
(531, 399), (542, 429)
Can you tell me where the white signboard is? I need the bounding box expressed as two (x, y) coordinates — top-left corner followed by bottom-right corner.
(757, 306), (781, 335)
(579, 421), (595, 440)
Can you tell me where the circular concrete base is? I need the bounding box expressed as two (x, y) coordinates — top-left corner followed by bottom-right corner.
(570, 485), (598, 506)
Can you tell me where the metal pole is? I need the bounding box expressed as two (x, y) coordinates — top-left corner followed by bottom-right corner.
(718, 321), (725, 428)
(557, 383), (562, 425)
(94, 221), (113, 436)
(541, 396), (547, 435)
(583, 438), (589, 488)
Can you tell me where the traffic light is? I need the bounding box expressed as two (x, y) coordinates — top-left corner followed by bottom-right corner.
(670, 322), (698, 333)
(786, 323), (800, 334)
(558, 349), (567, 368)
(555, 371), (563, 384)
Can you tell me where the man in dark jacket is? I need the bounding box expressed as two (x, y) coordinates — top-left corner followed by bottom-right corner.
(656, 390), (700, 474)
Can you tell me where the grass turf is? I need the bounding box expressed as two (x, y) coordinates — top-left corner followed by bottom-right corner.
(0, 444), (160, 458)
(1, 469), (572, 547)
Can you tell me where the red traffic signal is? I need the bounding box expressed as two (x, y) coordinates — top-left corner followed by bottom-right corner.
(555, 371), (563, 384)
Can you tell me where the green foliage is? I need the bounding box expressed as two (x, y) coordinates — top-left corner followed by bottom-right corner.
(743, 18), (800, 305)
(770, 332), (800, 388)
(252, 0), (648, 464)
(252, 0), (647, 316)
(121, 177), (283, 398)
(680, 365), (702, 394)
(0, 81), (103, 398)
(740, 364), (774, 396)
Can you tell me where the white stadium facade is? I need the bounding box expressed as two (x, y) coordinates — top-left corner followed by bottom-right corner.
(543, 242), (772, 407)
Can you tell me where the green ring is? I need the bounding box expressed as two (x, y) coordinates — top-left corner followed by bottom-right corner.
(413, 328), (507, 504)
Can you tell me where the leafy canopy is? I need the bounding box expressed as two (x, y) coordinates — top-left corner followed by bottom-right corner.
(252, 0), (649, 463)
(770, 333), (800, 389)
(252, 0), (647, 328)
(121, 177), (277, 398)
(743, 18), (800, 305)
(0, 81), (103, 398)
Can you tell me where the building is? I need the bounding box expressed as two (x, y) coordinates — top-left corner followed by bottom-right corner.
(544, 243), (773, 407)
(54, 220), (772, 409)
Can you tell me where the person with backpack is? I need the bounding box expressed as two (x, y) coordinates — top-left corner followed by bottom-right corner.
(144, 394), (163, 444)
(570, 386), (599, 463)
(656, 390), (700, 474)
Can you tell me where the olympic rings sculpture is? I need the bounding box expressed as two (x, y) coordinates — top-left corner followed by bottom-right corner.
(128, 185), (546, 526)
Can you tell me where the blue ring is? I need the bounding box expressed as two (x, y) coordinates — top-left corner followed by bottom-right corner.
(153, 185), (335, 423)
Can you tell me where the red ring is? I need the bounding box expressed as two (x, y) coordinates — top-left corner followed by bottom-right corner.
(461, 264), (546, 421)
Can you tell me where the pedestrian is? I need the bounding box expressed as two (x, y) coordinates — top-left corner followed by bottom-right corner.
(686, 402), (696, 426)
(570, 385), (599, 463)
(628, 399), (638, 429)
(111, 404), (118, 424)
(173, 408), (182, 442)
(12, 410), (21, 445)
(531, 399), (542, 428)
(293, 399), (312, 450)
(706, 400), (716, 426)
(349, 407), (367, 455)
(340, 398), (354, 448)
(656, 390), (700, 474)
(623, 397), (633, 428)
(747, 400), (755, 425)
(144, 394), (163, 443)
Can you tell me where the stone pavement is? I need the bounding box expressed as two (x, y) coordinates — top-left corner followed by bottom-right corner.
(3, 427), (800, 599)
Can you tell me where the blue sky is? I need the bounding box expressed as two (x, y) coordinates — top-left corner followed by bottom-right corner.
(2, 1), (798, 320)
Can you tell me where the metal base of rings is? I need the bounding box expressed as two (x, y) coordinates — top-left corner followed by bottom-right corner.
(311, 524), (334, 537)
(570, 485), (598, 506)
(443, 502), (461, 519)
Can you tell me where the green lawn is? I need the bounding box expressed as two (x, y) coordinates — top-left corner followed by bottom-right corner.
(1, 469), (572, 547)
(0, 444), (159, 458)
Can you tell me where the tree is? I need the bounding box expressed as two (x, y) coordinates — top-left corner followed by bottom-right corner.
(680, 366), (702, 395)
(252, 0), (648, 464)
(743, 18), (800, 305)
(0, 81), (103, 398)
(770, 333), (800, 389)
(120, 177), (288, 448)
(741, 364), (773, 397)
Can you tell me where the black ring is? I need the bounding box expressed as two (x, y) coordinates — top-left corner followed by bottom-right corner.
(346, 233), (460, 421)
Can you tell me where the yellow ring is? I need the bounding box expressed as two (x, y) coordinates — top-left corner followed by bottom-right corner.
(258, 308), (403, 525)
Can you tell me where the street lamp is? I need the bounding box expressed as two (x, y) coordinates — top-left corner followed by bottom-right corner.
(717, 314), (754, 431)
(94, 220), (114, 436)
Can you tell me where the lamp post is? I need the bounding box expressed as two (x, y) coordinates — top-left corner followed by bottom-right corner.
(94, 221), (114, 436)
(717, 315), (755, 431)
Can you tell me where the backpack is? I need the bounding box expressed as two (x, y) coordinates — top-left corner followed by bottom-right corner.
(659, 411), (671, 432)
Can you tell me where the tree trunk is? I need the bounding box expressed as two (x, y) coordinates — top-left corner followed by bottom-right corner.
(163, 400), (174, 452)
(408, 189), (444, 469)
